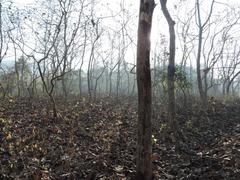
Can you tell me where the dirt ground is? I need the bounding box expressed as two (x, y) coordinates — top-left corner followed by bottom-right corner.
(0, 97), (240, 179)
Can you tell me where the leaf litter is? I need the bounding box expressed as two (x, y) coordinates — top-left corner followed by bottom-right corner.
(0, 97), (240, 179)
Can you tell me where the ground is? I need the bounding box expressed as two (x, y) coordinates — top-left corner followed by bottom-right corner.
(0, 97), (240, 179)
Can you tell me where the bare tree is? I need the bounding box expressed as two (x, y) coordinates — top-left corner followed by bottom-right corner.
(0, 2), (9, 65)
(195, 0), (214, 107)
(87, 18), (101, 101)
(9, 1), (65, 117)
(219, 40), (240, 95)
(136, 0), (155, 179)
(160, 0), (183, 139)
(0, 2), (11, 96)
(79, 21), (87, 97)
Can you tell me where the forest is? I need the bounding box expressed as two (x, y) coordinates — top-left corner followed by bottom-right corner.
(0, 0), (240, 179)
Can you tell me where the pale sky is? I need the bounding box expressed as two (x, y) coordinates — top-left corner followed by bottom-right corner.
(10, 0), (240, 44)
(11, 0), (34, 4)
(5, 0), (240, 70)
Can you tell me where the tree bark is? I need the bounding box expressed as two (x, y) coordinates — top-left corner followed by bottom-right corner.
(136, 0), (155, 179)
(226, 71), (240, 94)
(160, 0), (179, 136)
(79, 23), (87, 97)
(195, 0), (214, 107)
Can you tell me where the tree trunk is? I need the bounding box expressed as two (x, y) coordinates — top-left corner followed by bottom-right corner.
(109, 71), (113, 96)
(87, 52), (93, 101)
(116, 57), (121, 100)
(196, 25), (207, 107)
(136, 0), (155, 179)
(79, 23), (87, 97)
(160, 0), (179, 135)
(195, 0), (214, 107)
(62, 78), (68, 102)
(226, 71), (240, 95)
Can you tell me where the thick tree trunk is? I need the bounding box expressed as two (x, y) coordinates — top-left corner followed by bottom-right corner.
(136, 0), (155, 179)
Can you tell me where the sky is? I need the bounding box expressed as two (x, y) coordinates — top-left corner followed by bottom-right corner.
(9, 0), (240, 40)
(4, 0), (240, 70)
(11, 0), (34, 5)
(8, 0), (185, 42)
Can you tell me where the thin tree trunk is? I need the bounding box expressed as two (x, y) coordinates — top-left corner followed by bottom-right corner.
(160, 0), (181, 139)
(160, 0), (175, 127)
(79, 23), (87, 97)
(13, 44), (20, 97)
(195, 0), (214, 107)
(226, 71), (240, 94)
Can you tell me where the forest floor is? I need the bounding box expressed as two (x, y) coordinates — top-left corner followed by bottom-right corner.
(0, 97), (240, 180)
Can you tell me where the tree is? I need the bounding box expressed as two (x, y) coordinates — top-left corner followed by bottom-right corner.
(195, 0), (214, 107)
(136, 0), (155, 179)
(0, 2), (9, 65)
(15, 56), (31, 96)
(0, 2), (11, 95)
(87, 18), (101, 101)
(160, 0), (181, 139)
(220, 40), (240, 95)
